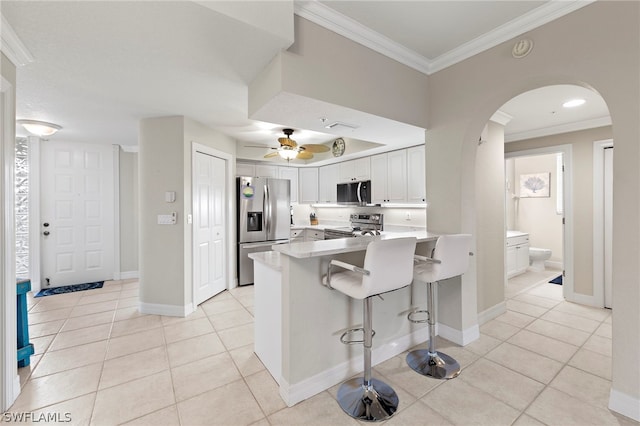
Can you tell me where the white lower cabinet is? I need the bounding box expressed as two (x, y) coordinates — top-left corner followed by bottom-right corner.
(506, 234), (529, 278)
(290, 228), (304, 242)
(304, 229), (324, 241)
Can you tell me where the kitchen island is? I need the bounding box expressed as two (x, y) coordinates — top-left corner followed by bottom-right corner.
(250, 231), (444, 406)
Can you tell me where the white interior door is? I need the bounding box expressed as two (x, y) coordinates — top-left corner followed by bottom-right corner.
(194, 151), (226, 305)
(604, 146), (613, 308)
(41, 142), (114, 287)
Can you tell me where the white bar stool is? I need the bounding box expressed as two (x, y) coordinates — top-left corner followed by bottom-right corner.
(406, 234), (472, 380)
(322, 237), (417, 422)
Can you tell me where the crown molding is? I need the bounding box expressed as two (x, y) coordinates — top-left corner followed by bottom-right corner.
(294, 0), (431, 74)
(294, 0), (595, 76)
(505, 116), (612, 143)
(1, 15), (34, 67)
(428, 0), (596, 74)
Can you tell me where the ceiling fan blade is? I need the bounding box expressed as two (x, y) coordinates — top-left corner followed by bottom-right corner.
(300, 144), (329, 153)
(264, 151), (279, 158)
(297, 151), (314, 160)
(245, 145), (277, 149)
(278, 137), (297, 148)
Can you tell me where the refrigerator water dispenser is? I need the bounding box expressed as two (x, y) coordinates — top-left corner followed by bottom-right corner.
(247, 212), (262, 232)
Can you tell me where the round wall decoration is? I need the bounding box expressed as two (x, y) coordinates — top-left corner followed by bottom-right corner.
(332, 138), (345, 157)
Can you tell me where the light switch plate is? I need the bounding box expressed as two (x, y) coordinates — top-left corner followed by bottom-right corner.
(158, 212), (177, 225)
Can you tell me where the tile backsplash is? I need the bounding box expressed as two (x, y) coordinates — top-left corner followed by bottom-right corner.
(292, 204), (426, 229)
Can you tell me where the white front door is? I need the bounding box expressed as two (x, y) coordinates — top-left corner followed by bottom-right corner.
(194, 151), (226, 305)
(41, 142), (114, 287)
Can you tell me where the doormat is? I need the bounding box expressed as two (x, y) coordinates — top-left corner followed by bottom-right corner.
(549, 275), (563, 285)
(35, 281), (104, 297)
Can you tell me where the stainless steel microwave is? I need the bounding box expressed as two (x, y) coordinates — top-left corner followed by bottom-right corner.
(337, 180), (371, 205)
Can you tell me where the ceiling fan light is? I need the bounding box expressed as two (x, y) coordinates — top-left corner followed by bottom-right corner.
(17, 119), (62, 137)
(278, 148), (298, 160)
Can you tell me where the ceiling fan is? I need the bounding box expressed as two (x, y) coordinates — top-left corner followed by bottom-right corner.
(249, 128), (330, 161)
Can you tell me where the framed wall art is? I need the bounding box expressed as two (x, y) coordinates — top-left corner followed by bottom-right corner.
(519, 172), (550, 198)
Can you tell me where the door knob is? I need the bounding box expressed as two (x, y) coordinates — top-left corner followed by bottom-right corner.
(43, 231), (50, 236)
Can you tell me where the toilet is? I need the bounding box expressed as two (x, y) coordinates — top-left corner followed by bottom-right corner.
(529, 247), (552, 272)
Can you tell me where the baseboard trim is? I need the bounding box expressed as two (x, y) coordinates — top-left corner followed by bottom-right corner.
(139, 302), (194, 317)
(438, 322), (480, 346)
(477, 301), (507, 325)
(279, 327), (430, 407)
(119, 271), (139, 280)
(545, 260), (563, 270)
(609, 388), (640, 422)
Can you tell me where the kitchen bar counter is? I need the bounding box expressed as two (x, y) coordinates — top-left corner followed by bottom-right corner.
(251, 232), (454, 408)
(274, 230), (438, 259)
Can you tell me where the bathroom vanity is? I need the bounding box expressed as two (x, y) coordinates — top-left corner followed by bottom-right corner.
(506, 231), (529, 278)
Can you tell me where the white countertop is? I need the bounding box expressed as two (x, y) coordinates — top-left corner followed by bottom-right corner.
(248, 251), (282, 271)
(507, 230), (529, 238)
(273, 230), (439, 259)
(290, 224), (348, 231)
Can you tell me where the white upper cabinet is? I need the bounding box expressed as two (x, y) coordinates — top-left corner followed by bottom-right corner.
(318, 163), (339, 203)
(339, 157), (370, 183)
(406, 145), (426, 203)
(278, 166), (299, 203)
(236, 162), (255, 177)
(255, 164), (279, 178)
(371, 150), (407, 204)
(298, 167), (319, 204)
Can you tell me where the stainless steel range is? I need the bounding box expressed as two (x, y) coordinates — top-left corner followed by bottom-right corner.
(323, 213), (384, 240)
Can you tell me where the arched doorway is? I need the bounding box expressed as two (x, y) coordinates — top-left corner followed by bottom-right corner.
(498, 84), (611, 309)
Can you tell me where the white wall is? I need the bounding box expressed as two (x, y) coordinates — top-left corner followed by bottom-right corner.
(475, 121), (506, 312)
(119, 149), (138, 275)
(427, 2), (639, 416)
(139, 116), (236, 314)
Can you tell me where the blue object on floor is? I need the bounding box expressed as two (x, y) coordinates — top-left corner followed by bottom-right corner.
(17, 279), (34, 367)
(35, 281), (104, 297)
(549, 275), (563, 285)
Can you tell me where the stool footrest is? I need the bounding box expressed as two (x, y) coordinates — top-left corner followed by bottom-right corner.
(340, 327), (376, 345)
(407, 309), (430, 324)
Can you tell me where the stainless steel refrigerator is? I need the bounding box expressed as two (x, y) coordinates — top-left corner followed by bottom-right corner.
(237, 177), (291, 285)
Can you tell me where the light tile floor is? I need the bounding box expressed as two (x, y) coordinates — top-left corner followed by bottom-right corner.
(4, 276), (638, 425)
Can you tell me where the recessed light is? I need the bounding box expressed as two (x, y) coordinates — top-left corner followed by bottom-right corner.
(562, 99), (586, 108)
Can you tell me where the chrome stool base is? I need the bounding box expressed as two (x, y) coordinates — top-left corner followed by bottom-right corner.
(406, 349), (461, 380)
(337, 377), (399, 421)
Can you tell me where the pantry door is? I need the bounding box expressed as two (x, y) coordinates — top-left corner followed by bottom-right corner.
(193, 150), (226, 305)
(40, 142), (114, 287)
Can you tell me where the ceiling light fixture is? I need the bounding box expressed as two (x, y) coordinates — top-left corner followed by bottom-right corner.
(278, 147), (299, 160)
(17, 119), (62, 137)
(562, 99), (586, 108)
